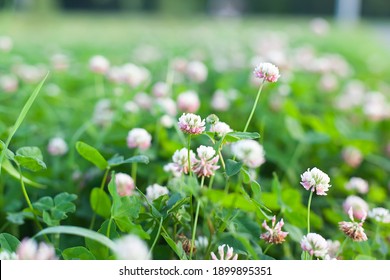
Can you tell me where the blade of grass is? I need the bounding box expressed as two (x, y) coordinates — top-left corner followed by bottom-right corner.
(0, 72), (49, 176)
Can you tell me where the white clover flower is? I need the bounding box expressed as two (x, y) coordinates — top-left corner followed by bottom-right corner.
(209, 121), (233, 138)
(51, 53), (70, 72)
(177, 90), (200, 113)
(47, 137), (68, 156)
(211, 89), (230, 111)
(16, 238), (57, 260)
(178, 113), (206, 135)
(231, 139), (265, 169)
(345, 177), (369, 194)
(134, 92), (153, 110)
(0, 75), (18, 93)
(92, 99), (114, 127)
(89, 55), (110, 74)
(160, 114), (174, 128)
(163, 162), (182, 177)
(211, 244), (238, 260)
(152, 81), (170, 98)
(155, 97), (177, 116)
(363, 91), (390, 121)
(300, 167), (331, 195)
(186, 60), (208, 83)
(343, 195), (369, 220)
(342, 146), (363, 168)
(253, 62), (280, 83)
(114, 235), (151, 260)
(121, 63), (150, 88)
(172, 148), (196, 175)
(326, 240), (340, 259)
(192, 145), (220, 178)
(127, 128), (152, 150)
(301, 233), (328, 259)
(195, 236), (209, 251)
(0, 36), (13, 52)
(146, 184), (169, 201)
(0, 250), (17, 260)
(114, 173), (135, 197)
(368, 207), (390, 223)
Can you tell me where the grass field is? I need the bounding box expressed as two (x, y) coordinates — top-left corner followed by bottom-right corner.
(0, 12), (389, 260)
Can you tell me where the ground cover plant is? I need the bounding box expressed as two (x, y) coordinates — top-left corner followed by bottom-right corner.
(0, 13), (389, 260)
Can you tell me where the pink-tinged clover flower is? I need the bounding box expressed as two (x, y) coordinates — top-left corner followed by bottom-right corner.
(211, 244), (238, 260)
(260, 216), (288, 244)
(114, 173), (135, 197)
(16, 238), (57, 260)
(177, 90), (200, 113)
(341, 146), (363, 168)
(339, 207), (368, 242)
(253, 62), (280, 83)
(186, 60), (208, 83)
(172, 148), (196, 175)
(89, 55), (110, 74)
(300, 233), (328, 259)
(47, 136), (68, 156)
(178, 113), (205, 135)
(127, 128), (152, 150)
(345, 177), (369, 194)
(300, 167), (331, 195)
(192, 145), (220, 178)
(342, 195), (369, 220)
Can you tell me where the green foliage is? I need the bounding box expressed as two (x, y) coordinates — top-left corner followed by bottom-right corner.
(90, 188), (111, 218)
(0, 233), (20, 252)
(33, 192), (77, 226)
(62, 246), (96, 260)
(76, 141), (108, 170)
(15, 147), (47, 172)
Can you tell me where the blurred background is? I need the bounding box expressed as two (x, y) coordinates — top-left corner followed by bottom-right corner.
(0, 0), (389, 18)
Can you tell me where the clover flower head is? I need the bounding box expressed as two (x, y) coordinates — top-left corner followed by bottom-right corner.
(210, 121), (233, 138)
(146, 183), (169, 201)
(127, 128), (152, 150)
(89, 55), (110, 74)
(177, 90), (200, 113)
(231, 139), (265, 169)
(368, 207), (390, 224)
(300, 167), (331, 195)
(192, 145), (220, 177)
(178, 113), (205, 135)
(341, 146), (363, 168)
(172, 148), (196, 175)
(300, 233), (328, 259)
(114, 173), (135, 197)
(16, 238), (57, 260)
(211, 244), (238, 260)
(253, 62), (280, 83)
(345, 177), (369, 194)
(260, 216), (288, 244)
(186, 60), (208, 83)
(114, 235), (151, 260)
(343, 195), (369, 220)
(47, 136), (68, 156)
(339, 207), (368, 242)
(0, 250), (17, 260)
